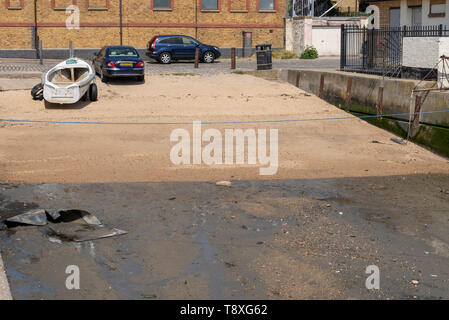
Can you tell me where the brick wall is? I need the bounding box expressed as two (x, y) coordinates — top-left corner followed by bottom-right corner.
(374, 0), (401, 27)
(336, 0), (359, 12)
(0, 26), (31, 49)
(0, 0), (286, 50)
(371, 0), (444, 27)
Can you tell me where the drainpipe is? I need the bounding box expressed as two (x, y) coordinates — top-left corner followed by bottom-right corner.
(195, 0), (198, 39)
(34, 0), (39, 58)
(119, 0), (123, 45)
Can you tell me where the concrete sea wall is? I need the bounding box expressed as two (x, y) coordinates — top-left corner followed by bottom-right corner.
(243, 68), (449, 157)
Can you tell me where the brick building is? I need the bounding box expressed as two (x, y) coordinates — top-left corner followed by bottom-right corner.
(335, 0), (360, 12)
(0, 0), (286, 58)
(367, 0), (448, 27)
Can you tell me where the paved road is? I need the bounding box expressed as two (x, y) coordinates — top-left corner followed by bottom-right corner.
(0, 57), (340, 75)
(144, 57), (340, 75)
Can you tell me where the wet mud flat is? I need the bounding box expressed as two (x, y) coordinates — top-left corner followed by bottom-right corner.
(0, 173), (449, 299)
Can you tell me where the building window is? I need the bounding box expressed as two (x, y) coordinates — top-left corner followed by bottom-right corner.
(229, 0), (249, 12)
(6, 0), (24, 9)
(258, 0), (276, 11)
(202, 0), (220, 11)
(429, 3), (446, 18)
(52, 0), (77, 11)
(152, 0), (172, 10)
(410, 6), (422, 26)
(86, 0), (109, 11)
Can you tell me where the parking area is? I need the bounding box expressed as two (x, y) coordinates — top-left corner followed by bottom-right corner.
(0, 57), (340, 75)
(143, 57), (340, 75)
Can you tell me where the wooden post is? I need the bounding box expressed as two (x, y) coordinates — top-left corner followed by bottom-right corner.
(345, 78), (352, 106)
(319, 74), (325, 98)
(231, 47), (236, 69)
(69, 40), (73, 58)
(34, 0), (39, 59)
(39, 40), (43, 65)
(377, 86), (384, 119)
(295, 71), (300, 87)
(412, 95), (423, 136)
(194, 48), (200, 69)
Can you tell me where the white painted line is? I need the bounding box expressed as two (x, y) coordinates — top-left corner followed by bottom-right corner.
(0, 253), (12, 300)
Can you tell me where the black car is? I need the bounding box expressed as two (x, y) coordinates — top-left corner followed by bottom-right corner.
(147, 35), (221, 64)
(92, 46), (145, 82)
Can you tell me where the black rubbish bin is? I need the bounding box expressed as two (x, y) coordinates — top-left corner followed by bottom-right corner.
(256, 43), (272, 70)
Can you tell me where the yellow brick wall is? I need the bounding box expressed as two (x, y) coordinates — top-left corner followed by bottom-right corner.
(0, 27), (31, 49)
(124, 27), (196, 48)
(336, 0), (359, 12)
(88, 0), (109, 8)
(0, 0), (286, 49)
(197, 26), (284, 47)
(38, 0), (120, 24)
(126, 0), (196, 23)
(0, 0), (33, 23)
(230, 0), (248, 11)
(38, 27), (120, 48)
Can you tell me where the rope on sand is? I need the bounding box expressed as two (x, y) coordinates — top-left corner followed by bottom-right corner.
(1, 110), (449, 126)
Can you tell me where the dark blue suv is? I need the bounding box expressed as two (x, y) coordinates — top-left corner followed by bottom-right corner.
(147, 35), (221, 64)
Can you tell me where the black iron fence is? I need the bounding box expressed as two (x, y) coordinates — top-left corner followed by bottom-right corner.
(340, 24), (449, 78)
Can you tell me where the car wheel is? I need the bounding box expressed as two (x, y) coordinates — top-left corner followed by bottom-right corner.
(137, 75), (145, 82)
(89, 83), (98, 101)
(100, 68), (108, 83)
(159, 52), (172, 64)
(203, 51), (215, 63)
(31, 83), (44, 100)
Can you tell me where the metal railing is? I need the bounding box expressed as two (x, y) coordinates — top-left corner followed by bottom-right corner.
(340, 24), (449, 78)
(403, 24), (449, 37)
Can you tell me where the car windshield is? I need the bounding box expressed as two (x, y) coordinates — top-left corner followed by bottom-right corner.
(108, 48), (138, 57)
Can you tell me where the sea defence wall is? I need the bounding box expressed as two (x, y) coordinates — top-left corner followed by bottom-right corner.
(242, 68), (449, 157)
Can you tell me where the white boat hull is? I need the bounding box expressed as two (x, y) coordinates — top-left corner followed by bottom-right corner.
(43, 58), (95, 104)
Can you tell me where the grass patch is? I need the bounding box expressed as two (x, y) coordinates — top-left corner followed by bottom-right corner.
(414, 125), (449, 158)
(170, 73), (199, 76)
(351, 111), (407, 138)
(232, 70), (246, 75)
(271, 50), (299, 60)
(245, 49), (299, 60)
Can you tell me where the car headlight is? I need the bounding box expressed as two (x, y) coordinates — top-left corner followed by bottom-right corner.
(214, 47), (219, 51)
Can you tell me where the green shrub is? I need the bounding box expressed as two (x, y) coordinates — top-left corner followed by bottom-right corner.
(300, 46), (319, 59)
